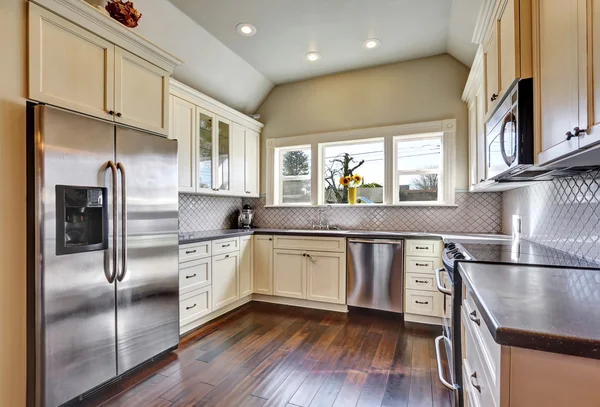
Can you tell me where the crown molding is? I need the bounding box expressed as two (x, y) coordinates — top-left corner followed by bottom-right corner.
(30, 0), (183, 73)
(170, 79), (264, 131)
(472, 0), (499, 44)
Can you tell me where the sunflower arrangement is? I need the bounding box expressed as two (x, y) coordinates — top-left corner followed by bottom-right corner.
(339, 174), (363, 188)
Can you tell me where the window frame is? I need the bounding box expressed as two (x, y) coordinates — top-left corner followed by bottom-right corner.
(273, 145), (312, 206)
(266, 119), (456, 207)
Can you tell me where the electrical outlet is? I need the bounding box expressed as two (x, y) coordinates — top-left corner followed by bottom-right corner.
(512, 215), (522, 240)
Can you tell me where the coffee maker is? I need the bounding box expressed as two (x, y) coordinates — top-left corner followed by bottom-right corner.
(238, 204), (255, 229)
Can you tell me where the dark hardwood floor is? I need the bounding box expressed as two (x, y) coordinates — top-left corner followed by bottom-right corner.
(76, 302), (452, 407)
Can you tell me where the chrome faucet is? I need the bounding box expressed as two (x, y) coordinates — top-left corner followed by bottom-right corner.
(312, 205), (332, 230)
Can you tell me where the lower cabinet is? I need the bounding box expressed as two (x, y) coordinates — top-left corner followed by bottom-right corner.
(212, 252), (239, 310)
(239, 235), (253, 298)
(253, 235), (274, 295)
(179, 286), (212, 328)
(273, 250), (305, 299)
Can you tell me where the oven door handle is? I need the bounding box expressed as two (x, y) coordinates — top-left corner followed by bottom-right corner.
(435, 267), (452, 295)
(434, 335), (458, 391)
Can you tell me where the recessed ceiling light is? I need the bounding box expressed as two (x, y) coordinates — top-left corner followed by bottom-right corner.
(236, 23), (257, 36)
(305, 52), (321, 62)
(364, 38), (381, 49)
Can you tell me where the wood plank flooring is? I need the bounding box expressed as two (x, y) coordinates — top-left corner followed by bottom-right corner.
(76, 302), (452, 407)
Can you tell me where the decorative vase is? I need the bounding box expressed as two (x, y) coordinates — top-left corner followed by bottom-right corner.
(348, 187), (358, 205)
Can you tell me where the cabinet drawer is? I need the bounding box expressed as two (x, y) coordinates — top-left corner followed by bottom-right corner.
(405, 256), (442, 274)
(179, 242), (211, 262)
(464, 289), (501, 392)
(179, 286), (211, 327)
(405, 240), (442, 257)
(463, 308), (499, 407)
(179, 258), (211, 295)
(212, 237), (240, 255)
(404, 289), (443, 317)
(273, 235), (346, 253)
(405, 273), (437, 292)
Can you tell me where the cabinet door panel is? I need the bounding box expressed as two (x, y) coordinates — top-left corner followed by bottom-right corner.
(499, 0), (518, 95)
(584, 0), (600, 148)
(169, 96), (196, 192)
(212, 253), (239, 310)
(273, 250), (305, 299)
(476, 85), (487, 184)
(215, 119), (231, 192)
(197, 108), (216, 191)
(245, 129), (260, 196)
(115, 47), (169, 136)
(230, 124), (246, 195)
(239, 236), (253, 298)
(468, 98), (478, 188)
(484, 24), (500, 114)
(306, 252), (346, 304)
(28, 3), (114, 120)
(535, 0), (580, 163)
(253, 236), (273, 295)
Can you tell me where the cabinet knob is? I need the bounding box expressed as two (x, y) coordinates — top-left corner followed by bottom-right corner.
(109, 110), (115, 115)
(116, 112), (122, 117)
(480, 179), (485, 183)
(269, 238), (272, 241)
(245, 191), (251, 194)
(566, 127), (587, 140)
(470, 372), (482, 393)
(490, 93), (498, 102)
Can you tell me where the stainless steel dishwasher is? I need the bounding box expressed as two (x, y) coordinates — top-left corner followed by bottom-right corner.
(347, 239), (404, 313)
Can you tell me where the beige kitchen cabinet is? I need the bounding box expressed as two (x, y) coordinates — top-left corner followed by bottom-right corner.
(533, 0), (582, 164)
(273, 249), (306, 299)
(169, 96), (196, 192)
(239, 235), (253, 298)
(28, 3), (115, 121)
(253, 235), (274, 295)
(468, 97), (478, 188)
(212, 252), (239, 311)
(28, 3), (172, 136)
(484, 23), (500, 114)
(580, 0), (600, 150)
(475, 84), (487, 183)
(305, 251), (346, 304)
(169, 79), (263, 196)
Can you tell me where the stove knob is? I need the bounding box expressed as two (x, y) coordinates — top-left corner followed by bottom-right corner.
(454, 253), (466, 260)
(445, 243), (457, 250)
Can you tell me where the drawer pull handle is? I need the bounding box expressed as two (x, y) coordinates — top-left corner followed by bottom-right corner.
(222, 243), (231, 248)
(415, 300), (429, 305)
(469, 310), (481, 326)
(416, 262), (429, 267)
(185, 250), (197, 254)
(225, 254), (230, 258)
(186, 304), (197, 310)
(415, 246), (429, 250)
(415, 279), (428, 284)
(185, 273), (197, 279)
(470, 372), (482, 393)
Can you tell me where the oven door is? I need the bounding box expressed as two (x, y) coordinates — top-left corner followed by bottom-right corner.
(434, 267), (459, 405)
(487, 104), (518, 180)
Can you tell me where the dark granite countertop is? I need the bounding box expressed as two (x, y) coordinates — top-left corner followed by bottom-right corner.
(458, 262), (600, 359)
(179, 228), (510, 245)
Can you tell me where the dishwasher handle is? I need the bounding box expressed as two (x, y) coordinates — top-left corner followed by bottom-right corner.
(348, 238), (403, 245)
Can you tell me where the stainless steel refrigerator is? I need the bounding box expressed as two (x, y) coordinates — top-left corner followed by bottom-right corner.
(27, 105), (180, 407)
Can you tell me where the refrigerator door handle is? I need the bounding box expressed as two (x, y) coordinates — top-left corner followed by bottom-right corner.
(116, 162), (128, 282)
(106, 161), (119, 284)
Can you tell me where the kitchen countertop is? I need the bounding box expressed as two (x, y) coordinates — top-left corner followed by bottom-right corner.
(458, 261), (600, 360)
(179, 228), (511, 245)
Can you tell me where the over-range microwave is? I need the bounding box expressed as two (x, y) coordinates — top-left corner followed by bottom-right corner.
(486, 78), (540, 181)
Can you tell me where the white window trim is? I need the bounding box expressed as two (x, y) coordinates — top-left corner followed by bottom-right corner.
(266, 119), (456, 207)
(273, 145), (312, 206)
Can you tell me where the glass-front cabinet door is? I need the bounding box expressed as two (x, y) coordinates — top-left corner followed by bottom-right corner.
(215, 118), (231, 192)
(196, 108), (215, 192)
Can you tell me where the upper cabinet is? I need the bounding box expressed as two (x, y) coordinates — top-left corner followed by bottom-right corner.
(169, 79), (263, 197)
(484, 23), (500, 114)
(534, 0), (600, 165)
(28, 1), (181, 136)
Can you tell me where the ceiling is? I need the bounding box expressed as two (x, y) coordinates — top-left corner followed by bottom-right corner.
(169, 0), (482, 84)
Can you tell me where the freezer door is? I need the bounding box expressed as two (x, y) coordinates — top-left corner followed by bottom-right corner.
(115, 127), (179, 374)
(34, 106), (118, 407)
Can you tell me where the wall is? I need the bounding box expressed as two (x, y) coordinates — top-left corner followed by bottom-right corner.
(0, 0), (27, 405)
(134, 0), (273, 114)
(503, 170), (600, 263)
(243, 192), (502, 234)
(179, 195), (242, 233)
(256, 53), (471, 193)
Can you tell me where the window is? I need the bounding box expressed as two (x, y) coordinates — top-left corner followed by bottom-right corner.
(274, 146), (311, 205)
(321, 139), (385, 204)
(394, 134), (443, 203)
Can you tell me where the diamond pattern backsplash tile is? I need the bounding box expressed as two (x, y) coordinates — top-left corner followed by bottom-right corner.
(503, 170), (600, 263)
(242, 192), (502, 234)
(179, 194), (242, 232)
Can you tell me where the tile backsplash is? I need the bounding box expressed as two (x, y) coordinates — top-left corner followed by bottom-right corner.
(503, 170), (600, 263)
(242, 192), (502, 234)
(179, 194), (242, 232)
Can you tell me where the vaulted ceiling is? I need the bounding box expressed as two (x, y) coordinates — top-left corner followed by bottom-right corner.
(169, 0), (483, 84)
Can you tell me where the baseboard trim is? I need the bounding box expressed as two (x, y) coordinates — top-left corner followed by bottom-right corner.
(404, 313), (442, 326)
(180, 295), (252, 335)
(251, 294), (349, 313)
